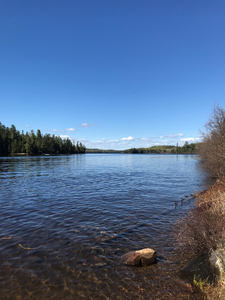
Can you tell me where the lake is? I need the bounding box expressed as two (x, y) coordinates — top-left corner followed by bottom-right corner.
(0, 154), (211, 299)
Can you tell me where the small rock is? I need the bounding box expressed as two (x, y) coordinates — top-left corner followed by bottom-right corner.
(121, 248), (157, 266)
(94, 263), (108, 268)
(182, 282), (193, 293)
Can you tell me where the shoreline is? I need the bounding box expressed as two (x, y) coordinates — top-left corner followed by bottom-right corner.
(175, 179), (225, 299)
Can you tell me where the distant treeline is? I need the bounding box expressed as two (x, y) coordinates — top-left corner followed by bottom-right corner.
(0, 122), (86, 156)
(86, 143), (199, 154)
(124, 142), (199, 154)
(86, 148), (123, 153)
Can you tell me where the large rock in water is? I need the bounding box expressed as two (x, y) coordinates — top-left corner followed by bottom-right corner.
(180, 249), (225, 285)
(121, 248), (157, 266)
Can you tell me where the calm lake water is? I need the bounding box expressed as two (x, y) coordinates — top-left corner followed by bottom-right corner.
(0, 154), (211, 299)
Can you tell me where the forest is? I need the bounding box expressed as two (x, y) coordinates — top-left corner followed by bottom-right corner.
(86, 143), (199, 154)
(0, 122), (86, 156)
(123, 142), (199, 154)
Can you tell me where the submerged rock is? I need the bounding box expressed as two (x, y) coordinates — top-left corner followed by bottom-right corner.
(121, 248), (157, 266)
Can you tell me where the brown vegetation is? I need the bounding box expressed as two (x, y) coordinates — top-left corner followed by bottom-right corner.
(174, 181), (225, 299)
(175, 106), (225, 299)
(176, 106), (225, 256)
(175, 180), (225, 256)
(198, 105), (225, 180)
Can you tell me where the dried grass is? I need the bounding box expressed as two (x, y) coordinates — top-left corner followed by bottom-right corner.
(204, 278), (225, 299)
(174, 181), (225, 299)
(175, 180), (225, 257)
(174, 106), (225, 298)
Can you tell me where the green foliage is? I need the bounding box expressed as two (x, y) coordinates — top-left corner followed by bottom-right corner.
(193, 275), (208, 291)
(0, 122), (86, 156)
(124, 143), (199, 154)
(86, 143), (199, 154)
(86, 149), (122, 153)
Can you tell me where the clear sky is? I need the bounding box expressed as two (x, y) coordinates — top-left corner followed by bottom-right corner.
(1, 0), (225, 150)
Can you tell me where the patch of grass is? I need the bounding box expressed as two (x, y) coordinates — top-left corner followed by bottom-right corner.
(175, 180), (225, 256)
(193, 274), (208, 291)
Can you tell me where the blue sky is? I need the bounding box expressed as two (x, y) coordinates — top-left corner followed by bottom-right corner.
(1, 0), (225, 150)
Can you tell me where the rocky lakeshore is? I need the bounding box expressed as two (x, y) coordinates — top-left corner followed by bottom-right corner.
(173, 106), (225, 299)
(175, 181), (225, 299)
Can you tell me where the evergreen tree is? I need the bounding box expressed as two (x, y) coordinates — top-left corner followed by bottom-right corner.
(0, 121), (86, 156)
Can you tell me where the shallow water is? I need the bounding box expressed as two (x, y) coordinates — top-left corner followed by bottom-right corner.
(0, 154), (210, 299)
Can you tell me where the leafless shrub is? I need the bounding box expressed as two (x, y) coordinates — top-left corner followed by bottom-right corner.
(198, 106), (225, 180)
(174, 106), (225, 298)
(175, 181), (225, 256)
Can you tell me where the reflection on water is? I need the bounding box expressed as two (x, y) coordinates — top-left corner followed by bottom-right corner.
(0, 154), (211, 299)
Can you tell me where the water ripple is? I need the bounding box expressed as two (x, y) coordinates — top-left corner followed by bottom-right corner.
(0, 154), (211, 299)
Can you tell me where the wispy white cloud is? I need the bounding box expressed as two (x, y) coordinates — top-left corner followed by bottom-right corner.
(121, 136), (134, 141)
(78, 136), (154, 150)
(140, 138), (152, 141)
(168, 133), (184, 138)
(161, 140), (170, 143)
(151, 133), (184, 139)
(65, 128), (76, 131)
(85, 138), (120, 144)
(45, 129), (65, 133)
(180, 137), (201, 142)
(60, 135), (71, 139)
(106, 139), (119, 143)
(79, 123), (96, 128)
(78, 134), (185, 148)
(24, 125), (30, 128)
(76, 139), (87, 142)
(73, 134), (199, 150)
(45, 128), (77, 134)
(158, 133), (184, 139)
